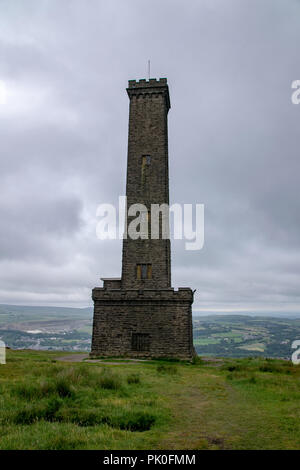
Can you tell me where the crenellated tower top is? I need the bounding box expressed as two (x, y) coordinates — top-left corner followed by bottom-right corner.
(127, 78), (170, 111)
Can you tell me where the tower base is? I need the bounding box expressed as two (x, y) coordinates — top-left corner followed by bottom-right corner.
(91, 287), (195, 361)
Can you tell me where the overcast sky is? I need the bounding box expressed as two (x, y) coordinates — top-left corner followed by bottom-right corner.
(0, 0), (299, 313)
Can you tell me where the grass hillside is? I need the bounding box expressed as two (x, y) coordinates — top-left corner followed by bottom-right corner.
(0, 350), (299, 450)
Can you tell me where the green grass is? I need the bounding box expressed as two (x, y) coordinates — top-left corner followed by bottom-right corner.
(0, 350), (299, 449)
(194, 338), (220, 345)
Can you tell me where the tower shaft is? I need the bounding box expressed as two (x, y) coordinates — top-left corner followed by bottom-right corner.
(91, 78), (195, 361)
(122, 78), (171, 289)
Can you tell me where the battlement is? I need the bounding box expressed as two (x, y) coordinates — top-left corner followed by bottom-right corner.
(128, 78), (167, 88)
(127, 77), (170, 110)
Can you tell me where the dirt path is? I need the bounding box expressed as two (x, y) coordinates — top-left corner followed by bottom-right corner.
(158, 369), (242, 450)
(55, 354), (89, 362)
(55, 354), (150, 365)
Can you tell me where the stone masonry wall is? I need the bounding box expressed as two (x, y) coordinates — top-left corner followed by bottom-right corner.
(91, 288), (194, 360)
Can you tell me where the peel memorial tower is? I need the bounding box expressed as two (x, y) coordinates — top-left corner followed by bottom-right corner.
(91, 78), (195, 360)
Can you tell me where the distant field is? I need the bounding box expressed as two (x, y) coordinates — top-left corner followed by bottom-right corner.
(0, 304), (93, 351)
(1, 305), (300, 359)
(0, 350), (299, 450)
(193, 315), (300, 359)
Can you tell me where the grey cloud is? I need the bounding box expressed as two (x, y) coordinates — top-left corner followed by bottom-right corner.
(0, 0), (299, 311)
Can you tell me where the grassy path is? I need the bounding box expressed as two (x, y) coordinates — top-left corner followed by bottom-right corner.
(158, 361), (300, 449)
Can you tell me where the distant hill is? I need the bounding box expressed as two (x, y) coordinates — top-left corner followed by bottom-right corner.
(194, 312), (300, 319)
(0, 305), (300, 358)
(0, 304), (92, 317)
(193, 315), (300, 359)
(0, 304), (93, 352)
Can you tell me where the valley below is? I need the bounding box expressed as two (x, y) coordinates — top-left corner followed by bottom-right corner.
(0, 305), (300, 360)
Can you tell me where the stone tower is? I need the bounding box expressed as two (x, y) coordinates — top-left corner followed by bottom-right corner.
(91, 78), (195, 360)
